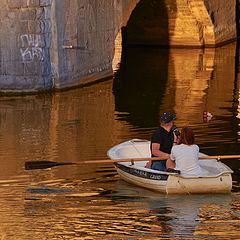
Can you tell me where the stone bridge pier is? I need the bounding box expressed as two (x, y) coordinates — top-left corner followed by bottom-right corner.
(0, 0), (237, 92)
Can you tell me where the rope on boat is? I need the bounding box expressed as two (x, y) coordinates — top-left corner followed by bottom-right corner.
(130, 140), (146, 165)
(178, 180), (191, 195)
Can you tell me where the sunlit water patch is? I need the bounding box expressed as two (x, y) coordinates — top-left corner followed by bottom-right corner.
(0, 42), (239, 238)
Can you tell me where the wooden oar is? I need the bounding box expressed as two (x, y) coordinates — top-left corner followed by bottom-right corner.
(24, 157), (168, 170)
(199, 155), (240, 160)
(24, 155), (240, 170)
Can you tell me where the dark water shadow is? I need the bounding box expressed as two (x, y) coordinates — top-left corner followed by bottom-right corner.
(113, 0), (176, 130)
(113, 47), (170, 129)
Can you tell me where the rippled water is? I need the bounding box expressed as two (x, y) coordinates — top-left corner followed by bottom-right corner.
(0, 42), (240, 239)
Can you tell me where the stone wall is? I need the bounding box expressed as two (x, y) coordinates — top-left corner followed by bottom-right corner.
(0, 0), (138, 91)
(52, 0), (119, 89)
(203, 0), (237, 46)
(0, 0), (53, 91)
(51, 0), (140, 89)
(0, 0), (237, 92)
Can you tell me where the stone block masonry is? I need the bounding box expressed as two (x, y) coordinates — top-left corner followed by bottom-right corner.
(0, 0), (128, 91)
(0, 0), (54, 91)
(0, 0), (237, 92)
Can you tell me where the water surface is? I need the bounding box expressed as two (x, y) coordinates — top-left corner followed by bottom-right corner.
(0, 42), (240, 239)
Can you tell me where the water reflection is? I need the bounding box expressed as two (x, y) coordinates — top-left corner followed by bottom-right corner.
(195, 197), (240, 238)
(113, 47), (169, 129)
(0, 42), (239, 238)
(113, 42), (240, 153)
(113, 180), (236, 239)
(113, 41), (240, 179)
(0, 81), (120, 180)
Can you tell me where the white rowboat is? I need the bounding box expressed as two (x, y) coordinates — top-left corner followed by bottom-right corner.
(107, 139), (233, 194)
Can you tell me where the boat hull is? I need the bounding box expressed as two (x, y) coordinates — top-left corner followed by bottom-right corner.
(109, 139), (233, 194)
(114, 163), (232, 194)
(114, 163), (168, 193)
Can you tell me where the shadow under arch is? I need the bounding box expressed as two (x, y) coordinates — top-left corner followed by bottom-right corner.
(113, 0), (177, 131)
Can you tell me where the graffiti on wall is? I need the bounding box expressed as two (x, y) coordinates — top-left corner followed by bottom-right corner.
(20, 34), (44, 62)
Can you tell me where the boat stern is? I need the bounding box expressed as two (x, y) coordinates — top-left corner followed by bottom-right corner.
(166, 173), (232, 194)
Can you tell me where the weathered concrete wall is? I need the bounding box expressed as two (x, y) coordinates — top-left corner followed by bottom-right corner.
(0, 0), (138, 91)
(51, 0), (136, 89)
(0, 0), (53, 91)
(0, 0), (237, 92)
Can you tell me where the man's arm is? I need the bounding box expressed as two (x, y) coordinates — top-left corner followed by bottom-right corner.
(151, 143), (170, 158)
(173, 131), (178, 145)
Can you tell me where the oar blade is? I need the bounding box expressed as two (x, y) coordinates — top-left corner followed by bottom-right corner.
(25, 161), (75, 170)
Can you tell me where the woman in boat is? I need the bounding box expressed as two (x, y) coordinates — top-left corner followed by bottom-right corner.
(166, 127), (202, 177)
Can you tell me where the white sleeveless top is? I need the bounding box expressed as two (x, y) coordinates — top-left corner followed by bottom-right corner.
(170, 144), (202, 177)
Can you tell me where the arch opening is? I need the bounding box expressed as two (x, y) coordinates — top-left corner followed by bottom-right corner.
(121, 0), (174, 47)
(112, 0), (174, 129)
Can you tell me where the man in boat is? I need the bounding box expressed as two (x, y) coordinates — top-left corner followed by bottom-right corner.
(150, 112), (178, 171)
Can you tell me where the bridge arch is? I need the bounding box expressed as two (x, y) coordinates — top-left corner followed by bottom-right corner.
(115, 0), (236, 49)
(113, 0), (236, 74)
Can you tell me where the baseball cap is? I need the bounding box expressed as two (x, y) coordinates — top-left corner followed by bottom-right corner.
(160, 112), (176, 123)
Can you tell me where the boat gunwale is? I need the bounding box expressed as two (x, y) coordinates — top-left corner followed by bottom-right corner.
(115, 161), (232, 179)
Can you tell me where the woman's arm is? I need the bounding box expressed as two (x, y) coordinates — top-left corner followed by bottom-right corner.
(166, 158), (175, 168)
(167, 147), (176, 168)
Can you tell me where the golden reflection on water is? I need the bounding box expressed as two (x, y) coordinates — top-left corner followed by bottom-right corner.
(0, 41), (239, 238)
(0, 173), (239, 239)
(195, 197), (240, 238)
(165, 43), (237, 127)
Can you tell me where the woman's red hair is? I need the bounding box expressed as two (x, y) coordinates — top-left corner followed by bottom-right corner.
(178, 127), (195, 145)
